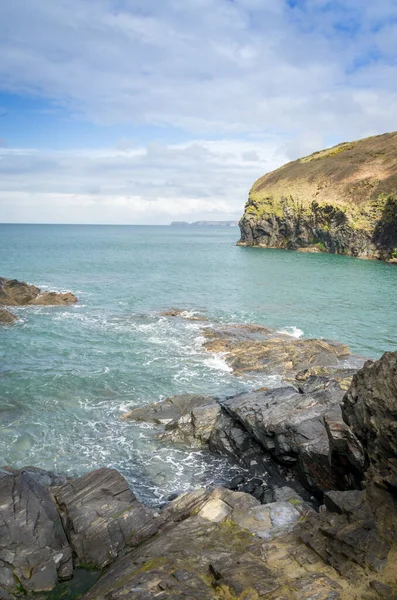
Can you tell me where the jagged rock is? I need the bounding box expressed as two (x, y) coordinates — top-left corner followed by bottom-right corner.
(324, 408), (365, 489)
(0, 309), (17, 324)
(238, 131), (397, 261)
(221, 383), (348, 494)
(54, 468), (158, 569)
(0, 277), (77, 306)
(0, 468), (72, 595)
(299, 493), (391, 577)
(343, 352), (397, 490)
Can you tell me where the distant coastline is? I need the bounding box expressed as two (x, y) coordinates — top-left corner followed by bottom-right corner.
(170, 220), (238, 227)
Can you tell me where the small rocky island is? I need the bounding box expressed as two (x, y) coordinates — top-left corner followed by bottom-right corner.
(238, 131), (397, 261)
(0, 277), (78, 323)
(2, 305), (397, 598)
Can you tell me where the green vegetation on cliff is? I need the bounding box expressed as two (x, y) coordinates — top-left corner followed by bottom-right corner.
(239, 131), (397, 260)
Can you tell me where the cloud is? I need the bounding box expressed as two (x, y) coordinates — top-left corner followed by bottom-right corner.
(0, 0), (396, 223)
(0, 138), (288, 223)
(0, 0), (396, 139)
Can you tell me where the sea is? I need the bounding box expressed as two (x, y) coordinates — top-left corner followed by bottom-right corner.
(1, 223), (396, 505)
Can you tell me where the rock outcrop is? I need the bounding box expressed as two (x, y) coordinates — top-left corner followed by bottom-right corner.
(202, 323), (356, 378)
(0, 467), (73, 595)
(238, 131), (397, 260)
(0, 278), (78, 306)
(2, 341), (397, 598)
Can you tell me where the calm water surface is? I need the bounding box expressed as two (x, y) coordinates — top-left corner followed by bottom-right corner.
(1, 224), (396, 504)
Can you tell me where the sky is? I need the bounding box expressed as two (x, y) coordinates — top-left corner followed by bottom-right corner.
(0, 0), (397, 224)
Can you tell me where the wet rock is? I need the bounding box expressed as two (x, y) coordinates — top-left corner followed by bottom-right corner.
(0, 468), (73, 595)
(0, 277), (77, 306)
(227, 474), (245, 490)
(161, 308), (208, 321)
(202, 324), (355, 377)
(122, 393), (215, 425)
(0, 309), (18, 324)
(54, 468), (158, 569)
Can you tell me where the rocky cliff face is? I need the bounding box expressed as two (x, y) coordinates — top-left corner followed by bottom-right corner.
(238, 132), (397, 260)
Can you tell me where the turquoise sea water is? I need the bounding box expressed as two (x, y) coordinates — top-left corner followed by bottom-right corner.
(1, 224), (397, 504)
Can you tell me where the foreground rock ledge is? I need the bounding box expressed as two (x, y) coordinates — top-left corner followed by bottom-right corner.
(2, 352), (397, 598)
(0, 277), (78, 306)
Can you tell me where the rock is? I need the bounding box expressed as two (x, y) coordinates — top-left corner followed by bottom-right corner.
(324, 490), (366, 517)
(161, 308), (208, 321)
(162, 402), (222, 447)
(1, 465), (68, 488)
(202, 324), (354, 377)
(369, 580), (397, 599)
(0, 277), (77, 306)
(83, 485), (360, 600)
(238, 131), (397, 261)
(122, 394), (215, 425)
(54, 468), (158, 569)
(221, 383), (349, 494)
(299, 494), (391, 577)
(0, 468), (73, 595)
(324, 408), (365, 489)
(227, 474), (245, 490)
(0, 309), (17, 324)
(342, 352), (397, 490)
(30, 291), (78, 305)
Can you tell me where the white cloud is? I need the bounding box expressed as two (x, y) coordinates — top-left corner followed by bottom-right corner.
(0, 0), (396, 222)
(0, 139), (288, 223)
(0, 0), (396, 137)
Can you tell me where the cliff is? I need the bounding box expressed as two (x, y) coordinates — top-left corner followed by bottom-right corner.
(238, 131), (397, 260)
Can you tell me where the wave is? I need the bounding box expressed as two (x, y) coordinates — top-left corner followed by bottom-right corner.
(277, 326), (304, 338)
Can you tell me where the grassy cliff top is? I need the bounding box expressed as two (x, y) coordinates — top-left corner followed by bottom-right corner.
(249, 131), (397, 212)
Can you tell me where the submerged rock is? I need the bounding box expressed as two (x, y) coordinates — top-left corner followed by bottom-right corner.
(161, 308), (208, 321)
(0, 277), (78, 306)
(0, 309), (18, 324)
(122, 394), (215, 426)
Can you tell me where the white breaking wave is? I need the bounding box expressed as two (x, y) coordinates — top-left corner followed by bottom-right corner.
(204, 353), (233, 373)
(277, 326), (304, 339)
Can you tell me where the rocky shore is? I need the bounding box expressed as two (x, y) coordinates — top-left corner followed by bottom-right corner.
(0, 278), (78, 324)
(238, 131), (397, 261)
(2, 309), (397, 599)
